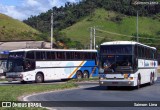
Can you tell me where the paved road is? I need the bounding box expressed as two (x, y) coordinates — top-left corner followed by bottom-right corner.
(24, 77), (160, 110)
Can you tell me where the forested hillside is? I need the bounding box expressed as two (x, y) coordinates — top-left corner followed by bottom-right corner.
(0, 14), (41, 41)
(23, 0), (160, 49)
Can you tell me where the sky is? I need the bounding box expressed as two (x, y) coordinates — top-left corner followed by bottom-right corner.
(0, 0), (79, 21)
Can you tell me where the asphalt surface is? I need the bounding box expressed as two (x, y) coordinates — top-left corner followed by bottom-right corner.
(24, 77), (160, 110)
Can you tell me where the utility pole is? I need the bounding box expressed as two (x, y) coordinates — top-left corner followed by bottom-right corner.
(93, 26), (96, 49)
(51, 12), (53, 49)
(90, 27), (93, 49)
(136, 11), (139, 42)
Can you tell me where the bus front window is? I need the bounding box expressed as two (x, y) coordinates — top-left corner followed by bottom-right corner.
(116, 55), (132, 67)
(100, 55), (115, 68)
(7, 59), (24, 72)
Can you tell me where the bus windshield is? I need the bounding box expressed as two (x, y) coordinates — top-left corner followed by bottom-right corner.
(7, 59), (24, 72)
(101, 55), (132, 65)
(100, 45), (133, 72)
(116, 55), (132, 66)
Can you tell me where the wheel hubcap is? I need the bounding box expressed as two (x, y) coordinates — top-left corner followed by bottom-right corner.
(37, 76), (42, 81)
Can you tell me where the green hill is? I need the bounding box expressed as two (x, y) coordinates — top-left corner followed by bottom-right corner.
(0, 13), (41, 41)
(62, 8), (160, 46)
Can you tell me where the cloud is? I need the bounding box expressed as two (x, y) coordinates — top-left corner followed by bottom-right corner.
(0, 0), (79, 21)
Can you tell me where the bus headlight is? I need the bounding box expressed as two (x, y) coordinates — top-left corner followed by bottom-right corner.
(124, 74), (128, 79)
(128, 77), (133, 80)
(100, 77), (104, 80)
(99, 74), (105, 80)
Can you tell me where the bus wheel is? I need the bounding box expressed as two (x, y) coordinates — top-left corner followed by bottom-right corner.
(76, 71), (83, 80)
(35, 73), (44, 83)
(136, 77), (141, 89)
(150, 73), (154, 85)
(83, 71), (89, 79)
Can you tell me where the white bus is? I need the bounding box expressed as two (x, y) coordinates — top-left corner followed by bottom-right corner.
(99, 41), (158, 89)
(0, 58), (7, 76)
(6, 49), (98, 83)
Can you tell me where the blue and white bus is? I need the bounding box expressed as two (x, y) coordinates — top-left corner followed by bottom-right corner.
(6, 49), (98, 83)
(99, 41), (158, 89)
(0, 51), (9, 76)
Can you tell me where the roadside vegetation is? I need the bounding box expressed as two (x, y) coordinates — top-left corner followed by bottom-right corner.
(23, 0), (160, 49)
(0, 78), (6, 82)
(62, 8), (160, 50)
(0, 82), (77, 110)
(68, 77), (99, 82)
(0, 14), (41, 41)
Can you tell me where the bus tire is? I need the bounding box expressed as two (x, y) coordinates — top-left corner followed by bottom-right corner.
(76, 71), (83, 80)
(150, 73), (154, 85)
(35, 73), (44, 83)
(83, 71), (89, 79)
(136, 75), (141, 89)
(61, 79), (70, 81)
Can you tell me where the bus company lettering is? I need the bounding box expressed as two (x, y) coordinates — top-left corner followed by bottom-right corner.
(27, 103), (42, 107)
(134, 103), (148, 107)
(12, 102), (42, 107)
(134, 103), (157, 107)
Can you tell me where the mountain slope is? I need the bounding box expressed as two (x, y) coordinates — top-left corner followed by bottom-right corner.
(62, 8), (160, 46)
(0, 13), (41, 41)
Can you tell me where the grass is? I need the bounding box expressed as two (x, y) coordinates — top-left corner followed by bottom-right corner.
(0, 78), (6, 82)
(68, 77), (99, 82)
(0, 13), (41, 41)
(158, 69), (160, 74)
(0, 82), (77, 110)
(0, 77), (98, 110)
(62, 8), (160, 45)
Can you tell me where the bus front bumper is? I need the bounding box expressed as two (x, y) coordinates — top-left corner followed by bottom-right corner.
(6, 77), (23, 82)
(99, 80), (135, 86)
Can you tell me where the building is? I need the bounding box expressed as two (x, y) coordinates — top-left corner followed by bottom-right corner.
(0, 40), (53, 58)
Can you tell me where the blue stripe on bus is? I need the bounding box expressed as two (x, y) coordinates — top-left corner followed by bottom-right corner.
(71, 60), (98, 78)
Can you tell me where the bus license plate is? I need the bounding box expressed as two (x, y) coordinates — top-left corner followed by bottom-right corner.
(112, 82), (118, 84)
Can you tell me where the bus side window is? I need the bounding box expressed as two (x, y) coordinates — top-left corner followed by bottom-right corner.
(36, 52), (41, 60)
(66, 52), (74, 60)
(80, 53), (84, 59)
(25, 60), (35, 71)
(26, 51), (35, 60)
(42, 52), (46, 60)
(46, 52), (52, 60)
(75, 52), (80, 60)
(51, 52), (55, 60)
(56, 52), (65, 60)
(134, 45), (138, 57)
(36, 52), (46, 60)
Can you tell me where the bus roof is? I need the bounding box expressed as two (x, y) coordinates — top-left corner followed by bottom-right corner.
(101, 41), (156, 49)
(10, 49), (97, 52)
